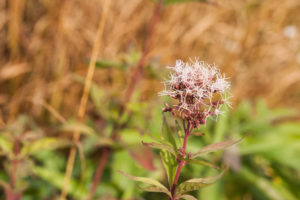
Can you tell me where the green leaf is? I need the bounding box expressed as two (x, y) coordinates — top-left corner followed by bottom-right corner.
(160, 150), (177, 187)
(162, 113), (177, 149)
(118, 171), (170, 196)
(20, 138), (72, 157)
(119, 129), (141, 145)
(112, 150), (136, 198)
(183, 158), (220, 170)
(94, 59), (126, 70)
(192, 135), (245, 158)
(0, 135), (13, 156)
(178, 194), (198, 200)
(175, 120), (184, 145)
(142, 141), (176, 156)
(175, 168), (226, 196)
(138, 185), (171, 197)
(146, 130), (166, 144)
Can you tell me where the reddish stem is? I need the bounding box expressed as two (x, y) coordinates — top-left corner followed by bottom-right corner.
(170, 160), (184, 199)
(169, 121), (191, 200)
(88, 148), (110, 200)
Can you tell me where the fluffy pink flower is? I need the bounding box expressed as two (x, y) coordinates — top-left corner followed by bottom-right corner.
(159, 59), (230, 126)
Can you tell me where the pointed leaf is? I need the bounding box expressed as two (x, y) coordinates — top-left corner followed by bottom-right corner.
(179, 194), (198, 200)
(76, 142), (86, 181)
(146, 130), (166, 144)
(162, 113), (177, 149)
(175, 168), (226, 195)
(118, 171), (170, 195)
(142, 141), (176, 156)
(176, 181), (214, 196)
(160, 150), (177, 187)
(20, 138), (72, 157)
(61, 123), (96, 136)
(138, 185), (171, 197)
(183, 158), (220, 170)
(94, 59), (126, 70)
(192, 135), (245, 158)
(175, 120), (184, 144)
(0, 135), (13, 156)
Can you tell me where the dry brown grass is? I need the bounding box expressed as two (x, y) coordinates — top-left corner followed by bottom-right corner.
(1, 0), (300, 122)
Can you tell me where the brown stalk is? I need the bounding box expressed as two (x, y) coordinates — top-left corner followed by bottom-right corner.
(87, 1), (163, 199)
(8, 0), (25, 60)
(59, 0), (111, 199)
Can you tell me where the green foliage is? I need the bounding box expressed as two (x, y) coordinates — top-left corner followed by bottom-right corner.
(0, 135), (13, 157)
(160, 150), (177, 187)
(183, 158), (219, 170)
(95, 59), (127, 70)
(20, 137), (72, 158)
(142, 141), (177, 156)
(162, 113), (178, 149)
(175, 168), (226, 196)
(118, 171), (171, 197)
(34, 165), (88, 198)
(0, 116), (76, 199)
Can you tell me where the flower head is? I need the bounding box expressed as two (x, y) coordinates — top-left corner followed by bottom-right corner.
(159, 59), (230, 127)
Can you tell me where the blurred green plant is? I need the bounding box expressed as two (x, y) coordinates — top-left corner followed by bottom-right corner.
(0, 115), (72, 200)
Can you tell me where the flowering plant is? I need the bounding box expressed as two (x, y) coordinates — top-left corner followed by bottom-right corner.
(121, 59), (242, 200)
(159, 59), (230, 126)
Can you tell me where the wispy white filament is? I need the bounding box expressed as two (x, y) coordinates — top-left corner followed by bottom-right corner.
(159, 59), (230, 117)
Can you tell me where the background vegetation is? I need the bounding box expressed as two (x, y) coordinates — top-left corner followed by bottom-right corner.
(0, 0), (300, 199)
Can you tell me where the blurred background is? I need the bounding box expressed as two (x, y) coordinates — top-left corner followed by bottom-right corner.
(0, 0), (300, 200)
